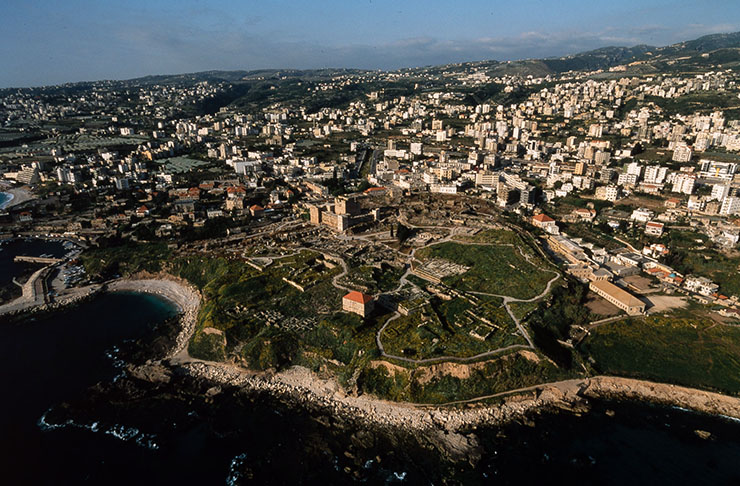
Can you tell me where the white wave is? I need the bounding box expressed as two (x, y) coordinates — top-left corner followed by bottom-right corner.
(225, 452), (248, 486)
(37, 408), (159, 450)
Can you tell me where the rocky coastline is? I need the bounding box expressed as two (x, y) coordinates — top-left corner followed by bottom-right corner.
(114, 275), (740, 460)
(14, 274), (740, 460)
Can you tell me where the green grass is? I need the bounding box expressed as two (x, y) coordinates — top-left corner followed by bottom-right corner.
(682, 251), (740, 298)
(337, 263), (405, 294)
(581, 315), (740, 394)
(508, 300), (541, 321)
(452, 228), (520, 244)
(358, 352), (576, 404)
(173, 251), (350, 362)
(379, 295), (525, 360)
(81, 242), (172, 279)
(416, 242), (551, 300)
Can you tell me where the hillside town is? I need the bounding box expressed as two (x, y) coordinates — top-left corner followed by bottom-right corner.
(2, 59), (740, 325)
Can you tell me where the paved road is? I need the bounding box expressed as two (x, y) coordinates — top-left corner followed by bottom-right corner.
(416, 377), (588, 407)
(0, 265), (51, 315)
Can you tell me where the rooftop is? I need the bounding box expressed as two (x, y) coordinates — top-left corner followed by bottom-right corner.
(343, 291), (373, 304)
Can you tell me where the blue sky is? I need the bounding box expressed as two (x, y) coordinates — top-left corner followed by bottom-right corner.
(1, 0), (739, 87)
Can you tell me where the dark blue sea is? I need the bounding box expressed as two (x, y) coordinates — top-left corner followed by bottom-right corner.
(0, 237), (68, 289)
(0, 191), (11, 209)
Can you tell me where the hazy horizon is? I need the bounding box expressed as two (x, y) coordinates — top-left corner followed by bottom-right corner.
(2, 0), (740, 89)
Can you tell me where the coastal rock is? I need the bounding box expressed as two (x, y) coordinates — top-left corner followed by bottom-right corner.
(126, 364), (172, 384)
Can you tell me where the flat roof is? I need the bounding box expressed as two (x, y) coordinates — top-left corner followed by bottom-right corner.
(590, 280), (645, 308)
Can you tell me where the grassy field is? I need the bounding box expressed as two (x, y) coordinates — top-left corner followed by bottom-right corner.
(336, 263), (405, 294)
(171, 251), (354, 365)
(80, 242), (172, 280)
(359, 351), (577, 404)
(581, 314), (740, 394)
(682, 251), (740, 298)
(380, 295), (525, 359)
(415, 241), (552, 299)
(452, 228), (521, 245)
(508, 300), (541, 321)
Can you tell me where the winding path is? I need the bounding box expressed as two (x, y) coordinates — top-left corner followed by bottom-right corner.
(253, 223), (561, 367)
(373, 230), (561, 364)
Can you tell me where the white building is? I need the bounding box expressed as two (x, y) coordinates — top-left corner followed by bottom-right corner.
(720, 196), (740, 216)
(699, 160), (736, 181)
(595, 185), (619, 202)
(711, 184), (731, 202)
(643, 166), (668, 184)
(671, 173), (696, 195)
(630, 208), (654, 223)
(626, 161), (643, 177)
(618, 173), (639, 186)
(672, 142), (693, 162)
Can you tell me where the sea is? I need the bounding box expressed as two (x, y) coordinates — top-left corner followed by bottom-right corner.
(0, 191), (13, 209)
(3, 242), (740, 484)
(0, 237), (69, 289)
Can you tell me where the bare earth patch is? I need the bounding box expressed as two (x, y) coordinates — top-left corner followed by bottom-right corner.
(518, 350), (540, 363)
(585, 292), (622, 317)
(645, 295), (688, 314)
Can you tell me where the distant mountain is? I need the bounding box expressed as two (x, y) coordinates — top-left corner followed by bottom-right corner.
(540, 32), (740, 74)
(5, 31), (740, 94)
(122, 70), (251, 85)
(542, 45), (655, 73)
(111, 31), (740, 89)
(648, 32), (740, 58)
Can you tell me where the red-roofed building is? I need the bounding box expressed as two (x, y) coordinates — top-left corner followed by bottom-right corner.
(342, 291), (374, 317)
(249, 204), (264, 217)
(364, 186), (387, 195)
(665, 198), (681, 209)
(18, 211), (33, 223)
(531, 213), (559, 235)
(645, 221), (665, 237)
(227, 186), (246, 196)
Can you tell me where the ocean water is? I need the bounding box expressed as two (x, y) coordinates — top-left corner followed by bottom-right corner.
(3, 283), (740, 483)
(0, 191), (11, 209)
(0, 292), (179, 484)
(0, 238), (68, 289)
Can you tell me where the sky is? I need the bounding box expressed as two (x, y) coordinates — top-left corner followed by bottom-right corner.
(1, 0), (740, 88)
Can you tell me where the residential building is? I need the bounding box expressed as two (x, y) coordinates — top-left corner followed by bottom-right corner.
(532, 213), (559, 234)
(644, 221), (665, 237)
(595, 185), (619, 202)
(672, 142), (693, 162)
(720, 196), (740, 216)
(671, 173), (696, 195)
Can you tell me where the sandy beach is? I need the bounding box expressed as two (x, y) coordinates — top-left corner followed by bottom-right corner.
(107, 277), (201, 357)
(0, 183), (34, 209)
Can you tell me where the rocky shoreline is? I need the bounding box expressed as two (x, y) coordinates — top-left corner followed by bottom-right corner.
(13, 274), (740, 458)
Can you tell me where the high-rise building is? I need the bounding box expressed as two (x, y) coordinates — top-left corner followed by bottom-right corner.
(711, 184), (731, 202)
(672, 143), (693, 162)
(720, 196), (740, 216)
(643, 166), (668, 184)
(574, 161), (587, 176)
(671, 173), (696, 195)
